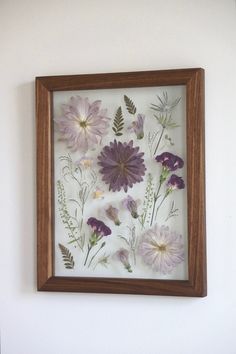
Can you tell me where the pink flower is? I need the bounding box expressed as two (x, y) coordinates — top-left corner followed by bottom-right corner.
(55, 96), (110, 152)
(138, 224), (184, 274)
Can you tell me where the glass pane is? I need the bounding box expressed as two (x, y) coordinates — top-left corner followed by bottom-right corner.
(53, 85), (188, 280)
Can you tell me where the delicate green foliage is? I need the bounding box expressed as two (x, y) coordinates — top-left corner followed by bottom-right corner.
(150, 92), (181, 155)
(112, 106), (124, 136)
(150, 92), (181, 114)
(139, 173), (154, 227)
(57, 180), (85, 250)
(153, 113), (179, 129)
(124, 95), (137, 115)
(93, 253), (110, 270)
(165, 201), (179, 221)
(58, 243), (75, 269)
(164, 134), (174, 146)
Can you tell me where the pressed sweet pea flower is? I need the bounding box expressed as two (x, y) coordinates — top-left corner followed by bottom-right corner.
(129, 114), (145, 139)
(105, 205), (121, 226)
(114, 248), (132, 273)
(84, 217), (111, 266)
(55, 96), (110, 152)
(122, 195), (139, 219)
(155, 152), (184, 172)
(98, 140), (146, 192)
(167, 174), (185, 192)
(138, 224), (184, 274)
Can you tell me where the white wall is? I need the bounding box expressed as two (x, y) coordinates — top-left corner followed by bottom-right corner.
(1, 1), (236, 353)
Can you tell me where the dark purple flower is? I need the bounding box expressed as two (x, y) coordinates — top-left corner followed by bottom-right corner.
(97, 140), (146, 192)
(87, 217), (111, 237)
(155, 152), (184, 171)
(167, 174), (185, 191)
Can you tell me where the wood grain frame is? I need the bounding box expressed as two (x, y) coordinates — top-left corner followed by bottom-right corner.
(36, 68), (206, 297)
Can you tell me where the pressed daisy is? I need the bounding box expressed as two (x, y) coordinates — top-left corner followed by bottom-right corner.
(55, 96), (110, 152)
(138, 224), (184, 274)
(97, 140), (146, 192)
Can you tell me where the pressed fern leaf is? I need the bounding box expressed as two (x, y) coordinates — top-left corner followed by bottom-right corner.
(58, 243), (75, 269)
(112, 106), (124, 136)
(124, 95), (136, 115)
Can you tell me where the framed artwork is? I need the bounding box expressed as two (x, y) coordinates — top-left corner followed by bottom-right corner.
(36, 68), (206, 296)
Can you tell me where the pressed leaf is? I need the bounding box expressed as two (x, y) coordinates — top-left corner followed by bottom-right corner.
(58, 243), (75, 269)
(112, 106), (124, 136)
(124, 95), (136, 115)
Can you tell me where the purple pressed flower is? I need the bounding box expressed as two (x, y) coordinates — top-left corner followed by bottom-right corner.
(129, 114), (145, 139)
(167, 174), (185, 191)
(55, 96), (110, 152)
(105, 205), (121, 226)
(114, 248), (132, 273)
(87, 217), (111, 237)
(155, 152), (184, 171)
(97, 140), (146, 192)
(122, 195), (139, 218)
(138, 225), (184, 274)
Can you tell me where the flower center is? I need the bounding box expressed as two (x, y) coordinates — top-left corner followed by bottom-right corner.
(79, 120), (87, 128)
(157, 244), (167, 252)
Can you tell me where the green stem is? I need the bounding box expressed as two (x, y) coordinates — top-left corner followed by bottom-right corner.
(154, 126), (165, 155)
(150, 181), (163, 226)
(154, 193), (168, 220)
(88, 243), (105, 268)
(84, 245), (92, 266)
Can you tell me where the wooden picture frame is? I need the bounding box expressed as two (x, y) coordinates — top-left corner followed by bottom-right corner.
(36, 68), (206, 296)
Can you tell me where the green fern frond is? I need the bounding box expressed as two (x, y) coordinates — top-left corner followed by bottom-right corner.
(112, 106), (124, 136)
(58, 243), (75, 269)
(124, 95), (136, 115)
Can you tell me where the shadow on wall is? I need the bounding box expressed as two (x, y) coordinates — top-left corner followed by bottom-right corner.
(16, 81), (37, 294)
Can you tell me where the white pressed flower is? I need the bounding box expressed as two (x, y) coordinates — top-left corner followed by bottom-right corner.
(138, 224), (184, 274)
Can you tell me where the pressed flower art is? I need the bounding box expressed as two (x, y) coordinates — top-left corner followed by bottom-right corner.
(55, 96), (110, 152)
(54, 85), (187, 280)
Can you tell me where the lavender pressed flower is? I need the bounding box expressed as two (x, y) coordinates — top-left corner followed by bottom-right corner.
(97, 140), (146, 192)
(105, 205), (121, 226)
(114, 248), (132, 273)
(129, 114), (145, 139)
(138, 224), (184, 274)
(55, 96), (110, 152)
(122, 195), (139, 218)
